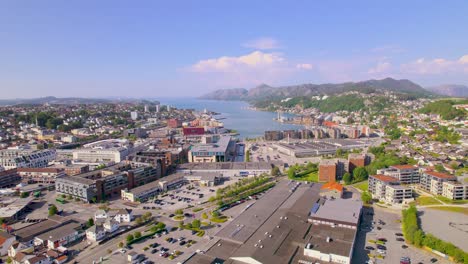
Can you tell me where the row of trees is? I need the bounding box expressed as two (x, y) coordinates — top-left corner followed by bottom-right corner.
(402, 206), (468, 263)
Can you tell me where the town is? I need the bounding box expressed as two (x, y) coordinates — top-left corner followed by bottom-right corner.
(0, 95), (465, 264)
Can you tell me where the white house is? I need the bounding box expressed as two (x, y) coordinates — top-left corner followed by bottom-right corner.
(85, 225), (106, 242)
(103, 219), (119, 233)
(94, 209), (109, 221)
(114, 209), (133, 223)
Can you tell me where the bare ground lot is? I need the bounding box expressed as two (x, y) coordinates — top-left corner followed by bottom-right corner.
(419, 208), (468, 252)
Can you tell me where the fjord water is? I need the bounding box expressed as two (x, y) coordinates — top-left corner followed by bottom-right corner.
(159, 98), (302, 138)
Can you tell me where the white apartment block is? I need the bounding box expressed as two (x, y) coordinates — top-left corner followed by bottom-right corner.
(369, 174), (413, 204)
(0, 149), (56, 169)
(377, 165), (420, 184)
(420, 170), (457, 196)
(385, 185), (413, 204)
(442, 181), (468, 200)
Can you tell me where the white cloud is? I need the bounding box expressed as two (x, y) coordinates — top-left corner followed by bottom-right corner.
(190, 51), (285, 72)
(401, 54), (468, 74)
(296, 63), (313, 70)
(188, 51), (296, 87)
(368, 61), (392, 74)
(242, 37), (281, 50)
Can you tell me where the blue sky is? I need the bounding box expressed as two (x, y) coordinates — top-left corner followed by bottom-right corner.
(1, 0), (467, 98)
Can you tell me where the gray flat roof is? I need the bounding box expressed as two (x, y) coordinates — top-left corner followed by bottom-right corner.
(311, 198), (362, 225)
(207, 181), (323, 264)
(305, 224), (356, 258)
(190, 136), (231, 153)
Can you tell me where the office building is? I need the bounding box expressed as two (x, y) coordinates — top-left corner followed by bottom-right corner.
(188, 136), (233, 163)
(72, 139), (131, 163)
(55, 163), (161, 202)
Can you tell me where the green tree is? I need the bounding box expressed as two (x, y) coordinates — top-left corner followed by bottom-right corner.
(156, 222), (166, 229)
(211, 211), (220, 218)
(6, 257), (12, 264)
(118, 241), (124, 248)
(271, 166), (281, 176)
(343, 172), (353, 185)
(434, 164), (446, 173)
(175, 209), (183, 215)
(192, 219), (201, 229)
(202, 212), (208, 219)
(87, 218), (94, 228)
(361, 191), (372, 204)
(135, 217), (143, 225)
(20, 192), (29, 198)
(126, 234), (134, 243)
(134, 231), (141, 239)
(143, 212), (152, 221)
(48, 205), (58, 216)
(353, 167), (369, 182)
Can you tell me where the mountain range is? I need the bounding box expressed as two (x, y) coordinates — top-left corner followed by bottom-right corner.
(425, 84), (468, 98)
(199, 78), (439, 101)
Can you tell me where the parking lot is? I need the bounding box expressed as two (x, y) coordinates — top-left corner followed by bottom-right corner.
(353, 206), (452, 264)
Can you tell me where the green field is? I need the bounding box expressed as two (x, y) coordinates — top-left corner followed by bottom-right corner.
(288, 171), (318, 182)
(436, 196), (468, 204)
(429, 206), (468, 215)
(353, 181), (369, 192)
(416, 196), (442, 206)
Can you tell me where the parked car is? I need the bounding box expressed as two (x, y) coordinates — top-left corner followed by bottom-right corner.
(395, 233), (404, 236)
(377, 245), (387, 250)
(365, 246), (375, 250)
(401, 245), (408, 249)
(430, 258), (438, 263)
(396, 238), (405, 242)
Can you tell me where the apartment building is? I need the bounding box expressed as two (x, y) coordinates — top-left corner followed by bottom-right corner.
(0, 148), (56, 169)
(420, 170), (457, 196)
(384, 185), (413, 204)
(377, 165), (420, 184)
(442, 181), (468, 200)
(368, 174), (413, 204)
(348, 153), (371, 174)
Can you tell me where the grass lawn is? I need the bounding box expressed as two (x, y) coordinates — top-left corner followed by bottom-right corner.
(429, 206), (468, 215)
(192, 208), (203, 212)
(353, 181), (369, 192)
(436, 196), (468, 204)
(289, 171), (318, 182)
(415, 196), (442, 206)
(464, 177), (468, 183)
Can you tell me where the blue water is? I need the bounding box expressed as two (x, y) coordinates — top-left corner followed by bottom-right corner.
(158, 98), (303, 138)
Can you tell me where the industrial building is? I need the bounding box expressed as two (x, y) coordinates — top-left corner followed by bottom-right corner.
(274, 139), (371, 157)
(186, 181), (361, 264)
(177, 162), (275, 177)
(121, 172), (221, 202)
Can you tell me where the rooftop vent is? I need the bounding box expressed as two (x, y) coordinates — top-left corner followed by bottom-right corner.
(326, 237), (332, 243)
